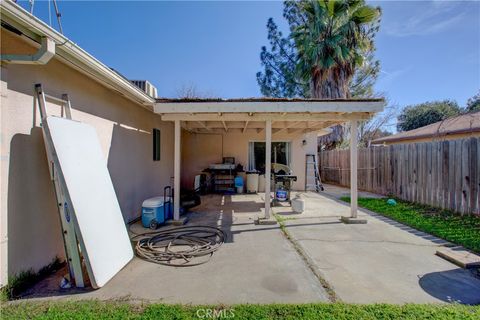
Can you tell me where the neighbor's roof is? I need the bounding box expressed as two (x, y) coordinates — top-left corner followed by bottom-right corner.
(372, 112), (480, 144)
(0, 0), (155, 108)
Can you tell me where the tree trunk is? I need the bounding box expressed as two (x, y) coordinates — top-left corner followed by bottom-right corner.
(312, 68), (351, 150)
(310, 68), (350, 99)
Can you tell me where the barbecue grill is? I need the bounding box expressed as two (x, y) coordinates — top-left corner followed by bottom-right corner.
(272, 163), (297, 205)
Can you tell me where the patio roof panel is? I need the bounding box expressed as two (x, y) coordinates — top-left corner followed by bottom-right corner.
(154, 98), (384, 115)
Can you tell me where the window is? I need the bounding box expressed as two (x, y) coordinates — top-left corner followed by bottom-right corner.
(248, 141), (291, 173)
(153, 128), (160, 161)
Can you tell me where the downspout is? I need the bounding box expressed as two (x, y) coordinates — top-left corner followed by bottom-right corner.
(1, 36), (55, 64)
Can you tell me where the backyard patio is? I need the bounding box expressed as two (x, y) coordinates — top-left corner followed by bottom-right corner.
(18, 188), (480, 305)
(1, 2), (479, 319)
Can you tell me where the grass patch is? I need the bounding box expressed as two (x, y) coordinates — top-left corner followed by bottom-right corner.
(1, 301), (479, 320)
(1, 257), (64, 302)
(340, 197), (480, 253)
(273, 214), (295, 233)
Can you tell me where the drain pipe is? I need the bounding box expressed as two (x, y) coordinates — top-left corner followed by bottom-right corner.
(1, 36), (55, 64)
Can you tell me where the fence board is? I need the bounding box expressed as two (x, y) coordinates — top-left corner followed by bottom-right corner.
(442, 141), (449, 209)
(455, 140), (462, 213)
(319, 137), (480, 215)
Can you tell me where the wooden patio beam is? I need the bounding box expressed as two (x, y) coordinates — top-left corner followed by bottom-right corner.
(154, 100), (384, 114)
(273, 121), (302, 135)
(196, 121), (211, 131)
(264, 120), (272, 219)
(242, 120), (249, 133)
(174, 120), (181, 220)
(161, 112), (373, 122)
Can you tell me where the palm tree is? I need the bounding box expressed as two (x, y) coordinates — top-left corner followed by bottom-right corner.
(292, 0), (380, 99)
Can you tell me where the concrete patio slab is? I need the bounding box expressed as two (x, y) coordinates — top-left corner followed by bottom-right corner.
(19, 194), (328, 304)
(277, 190), (480, 305)
(436, 247), (480, 269)
(320, 183), (385, 200)
(15, 190), (480, 305)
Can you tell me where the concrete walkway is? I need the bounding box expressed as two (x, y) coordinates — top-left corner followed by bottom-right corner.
(21, 194), (328, 304)
(276, 189), (480, 304)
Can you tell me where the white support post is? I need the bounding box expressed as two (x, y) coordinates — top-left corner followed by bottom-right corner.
(264, 120), (272, 219)
(350, 120), (358, 218)
(174, 120), (181, 221)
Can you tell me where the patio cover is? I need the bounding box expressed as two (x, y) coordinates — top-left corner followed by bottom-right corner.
(154, 98), (385, 223)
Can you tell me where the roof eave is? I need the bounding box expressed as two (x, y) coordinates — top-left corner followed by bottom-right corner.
(154, 99), (385, 115)
(372, 127), (480, 144)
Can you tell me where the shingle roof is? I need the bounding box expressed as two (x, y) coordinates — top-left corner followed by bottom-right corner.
(372, 112), (480, 144)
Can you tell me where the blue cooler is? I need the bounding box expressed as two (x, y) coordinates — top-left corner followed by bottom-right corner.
(141, 196), (171, 229)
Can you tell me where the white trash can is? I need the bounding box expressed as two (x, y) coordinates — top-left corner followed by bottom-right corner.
(246, 172), (259, 193)
(258, 174), (265, 192)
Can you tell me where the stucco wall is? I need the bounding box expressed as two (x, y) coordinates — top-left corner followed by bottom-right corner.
(181, 130), (318, 191)
(0, 30), (174, 285)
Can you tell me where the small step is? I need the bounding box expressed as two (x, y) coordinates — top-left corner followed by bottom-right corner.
(436, 247), (480, 269)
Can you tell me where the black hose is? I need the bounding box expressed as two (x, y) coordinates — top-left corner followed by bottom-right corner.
(131, 226), (226, 267)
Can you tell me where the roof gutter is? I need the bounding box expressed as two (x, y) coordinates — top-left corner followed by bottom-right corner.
(0, 0), (155, 108)
(1, 36), (55, 64)
(372, 127), (480, 144)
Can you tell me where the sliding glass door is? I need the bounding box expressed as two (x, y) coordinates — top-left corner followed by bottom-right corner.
(248, 141), (291, 173)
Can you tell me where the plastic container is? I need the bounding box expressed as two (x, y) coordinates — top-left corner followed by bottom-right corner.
(235, 176), (244, 194)
(246, 172), (259, 193)
(141, 196), (171, 229)
(258, 174), (265, 192)
(292, 197), (305, 213)
(234, 176), (244, 187)
(276, 188), (288, 201)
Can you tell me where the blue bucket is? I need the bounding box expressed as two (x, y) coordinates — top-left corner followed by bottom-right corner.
(234, 176), (244, 187)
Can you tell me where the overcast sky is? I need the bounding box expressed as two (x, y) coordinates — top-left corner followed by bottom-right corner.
(18, 1), (480, 111)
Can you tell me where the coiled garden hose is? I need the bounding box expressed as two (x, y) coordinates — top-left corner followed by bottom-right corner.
(130, 226), (226, 267)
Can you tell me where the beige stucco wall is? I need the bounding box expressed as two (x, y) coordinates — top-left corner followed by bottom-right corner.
(181, 130), (318, 191)
(0, 30), (174, 286)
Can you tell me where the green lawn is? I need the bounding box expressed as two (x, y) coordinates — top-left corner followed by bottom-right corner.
(341, 197), (480, 253)
(2, 301), (479, 320)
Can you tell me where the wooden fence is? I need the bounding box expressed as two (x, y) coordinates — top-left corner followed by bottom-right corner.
(319, 137), (480, 215)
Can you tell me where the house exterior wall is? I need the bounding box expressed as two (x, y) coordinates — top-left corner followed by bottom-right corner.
(0, 29), (174, 286)
(181, 129), (318, 191)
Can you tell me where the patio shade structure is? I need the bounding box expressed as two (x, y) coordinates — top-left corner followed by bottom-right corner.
(154, 98), (385, 222)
